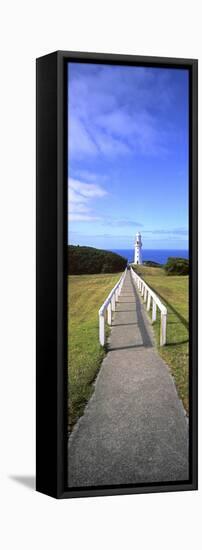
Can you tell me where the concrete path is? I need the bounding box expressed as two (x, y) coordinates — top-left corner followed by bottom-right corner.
(68, 271), (188, 487)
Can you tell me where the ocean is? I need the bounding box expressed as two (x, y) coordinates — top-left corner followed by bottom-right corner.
(109, 249), (189, 265)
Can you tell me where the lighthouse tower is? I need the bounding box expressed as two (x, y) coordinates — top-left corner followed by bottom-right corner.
(134, 232), (142, 264)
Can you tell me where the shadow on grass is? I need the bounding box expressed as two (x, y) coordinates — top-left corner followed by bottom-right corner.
(165, 339), (189, 347)
(155, 289), (188, 330)
(135, 274), (189, 331)
(131, 271), (189, 347)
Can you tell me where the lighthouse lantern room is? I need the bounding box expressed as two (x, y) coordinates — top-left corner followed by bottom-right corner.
(134, 232), (142, 264)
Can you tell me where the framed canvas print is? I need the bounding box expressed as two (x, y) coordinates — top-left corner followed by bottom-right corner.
(36, 51), (198, 498)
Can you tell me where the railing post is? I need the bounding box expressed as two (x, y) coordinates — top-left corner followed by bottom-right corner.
(119, 276), (123, 293)
(107, 302), (112, 325)
(98, 268), (127, 346)
(112, 293), (116, 312)
(160, 312), (167, 346)
(147, 292), (151, 311)
(152, 299), (157, 322)
(132, 269), (167, 347)
(99, 313), (105, 346)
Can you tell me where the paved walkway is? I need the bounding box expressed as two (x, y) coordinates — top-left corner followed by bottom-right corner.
(68, 271), (188, 487)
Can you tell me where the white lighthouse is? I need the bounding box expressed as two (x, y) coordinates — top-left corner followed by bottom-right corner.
(134, 232), (142, 264)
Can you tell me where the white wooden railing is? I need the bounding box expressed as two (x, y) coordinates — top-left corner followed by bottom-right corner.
(98, 268), (127, 346)
(130, 268), (167, 346)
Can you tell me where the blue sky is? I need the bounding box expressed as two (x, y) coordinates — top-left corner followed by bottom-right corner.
(68, 62), (189, 250)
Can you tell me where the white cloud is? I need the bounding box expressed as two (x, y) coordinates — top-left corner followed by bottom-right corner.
(68, 203), (90, 214)
(143, 227), (188, 236)
(68, 178), (107, 222)
(69, 178), (107, 198)
(73, 170), (107, 183)
(69, 214), (101, 222)
(69, 187), (88, 204)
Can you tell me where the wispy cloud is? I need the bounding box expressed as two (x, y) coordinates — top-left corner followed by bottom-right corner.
(69, 213), (101, 222)
(71, 169), (108, 183)
(68, 177), (107, 222)
(143, 227), (188, 236)
(103, 219), (143, 228)
(68, 64), (177, 159)
(69, 115), (98, 156)
(69, 178), (107, 198)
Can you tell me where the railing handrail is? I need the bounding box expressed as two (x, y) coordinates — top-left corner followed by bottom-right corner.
(131, 269), (167, 315)
(98, 267), (127, 345)
(98, 266), (167, 347)
(130, 267), (167, 346)
(99, 269), (127, 315)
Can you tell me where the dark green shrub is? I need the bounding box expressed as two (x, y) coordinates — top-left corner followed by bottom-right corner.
(164, 257), (189, 276)
(68, 245), (127, 275)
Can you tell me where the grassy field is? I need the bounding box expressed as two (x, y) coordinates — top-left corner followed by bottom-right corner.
(68, 272), (121, 431)
(133, 265), (189, 413)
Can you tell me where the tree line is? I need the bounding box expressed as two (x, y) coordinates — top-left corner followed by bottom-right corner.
(68, 245), (127, 275)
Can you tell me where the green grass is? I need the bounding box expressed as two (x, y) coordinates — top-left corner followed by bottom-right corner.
(68, 272), (121, 431)
(133, 265), (189, 413)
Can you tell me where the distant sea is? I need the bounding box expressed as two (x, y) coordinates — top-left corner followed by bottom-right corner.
(109, 249), (189, 265)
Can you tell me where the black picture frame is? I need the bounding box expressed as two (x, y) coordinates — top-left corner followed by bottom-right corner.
(36, 50), (198, 499)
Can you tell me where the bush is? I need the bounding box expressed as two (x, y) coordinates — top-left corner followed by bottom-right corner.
(68, 245), (127, 275)
(164, 257), (189, 276)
